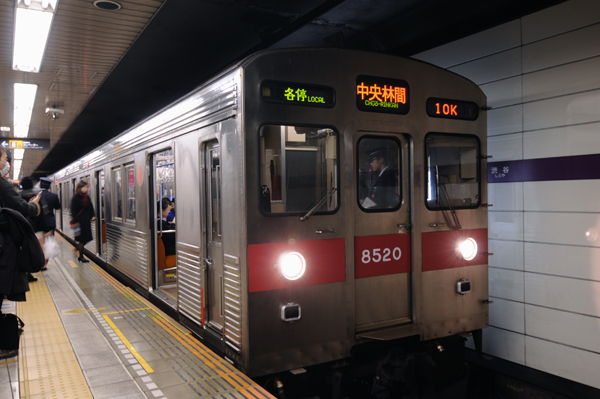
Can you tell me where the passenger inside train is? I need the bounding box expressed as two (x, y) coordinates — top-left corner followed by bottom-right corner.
(158, 197), (176, 256)
(167, 198), (175, 223)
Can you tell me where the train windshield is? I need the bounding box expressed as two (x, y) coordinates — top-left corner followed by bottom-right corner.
(259, 125), (338, 215)
(425, 133), (480, 210)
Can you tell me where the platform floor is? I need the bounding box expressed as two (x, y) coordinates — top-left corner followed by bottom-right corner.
(1, 234), (274, 399)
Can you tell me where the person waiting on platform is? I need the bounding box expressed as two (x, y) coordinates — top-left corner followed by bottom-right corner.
(70, 180), (96, 263)
(19, 176), (49, 281)
(0, 148), (41, 359)
(158, 198), (176, 256)
(39, 177), (61, 236)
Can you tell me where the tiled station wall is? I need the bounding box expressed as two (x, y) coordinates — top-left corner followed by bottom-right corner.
(414, 0), (600, 389)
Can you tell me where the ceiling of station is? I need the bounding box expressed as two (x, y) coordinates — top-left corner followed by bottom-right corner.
(0, 0), (565, 177)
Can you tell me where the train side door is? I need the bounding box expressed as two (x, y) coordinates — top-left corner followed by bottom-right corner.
(151, 149), (178, 308)
(354, 134), (412, 336)
(203, 140), (225, 332)
(96, 170), (107, 259)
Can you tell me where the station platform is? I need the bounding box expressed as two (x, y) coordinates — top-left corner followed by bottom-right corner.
(0, 234), (274, 399)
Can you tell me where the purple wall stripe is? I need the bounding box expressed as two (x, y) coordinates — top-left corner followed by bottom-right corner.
(488, 154), (600, 183)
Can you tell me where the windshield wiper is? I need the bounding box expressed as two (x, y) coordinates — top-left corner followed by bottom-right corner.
(299, 187), (337, 221)
(436, 165), (461, 230)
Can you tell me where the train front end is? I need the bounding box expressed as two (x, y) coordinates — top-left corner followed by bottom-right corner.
(238, 48), (488, 379)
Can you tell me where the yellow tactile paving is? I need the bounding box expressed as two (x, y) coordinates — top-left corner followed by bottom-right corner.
(87, 265), (274, 398)
(17, 273), (93, 399)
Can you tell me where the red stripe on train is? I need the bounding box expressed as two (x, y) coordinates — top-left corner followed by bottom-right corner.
(354, 234), (411, 278)
(422, 228), (488, 271)
(248, 238), (346, 293)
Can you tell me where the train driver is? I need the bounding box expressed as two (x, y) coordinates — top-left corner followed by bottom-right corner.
(367, 150), (399, 209)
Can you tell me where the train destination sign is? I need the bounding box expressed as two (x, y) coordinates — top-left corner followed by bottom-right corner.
(356, 75), (410, 115)
(426, 97), (479, 121)
(261, 80), (335, 108)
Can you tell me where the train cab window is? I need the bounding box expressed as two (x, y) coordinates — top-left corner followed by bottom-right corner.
(112, 167), (123, 219)
(125, 163), (136, 222)
(357, 137), (401, 211)
(425, 133), (480, 210)
(259, 125), (338, 214)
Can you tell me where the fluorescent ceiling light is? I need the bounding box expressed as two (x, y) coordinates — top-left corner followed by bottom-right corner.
(14, 83), (38, 138)
(13, 0), (58, 73)
(12, 160), (23, 180)
(14, 149), (25, 160)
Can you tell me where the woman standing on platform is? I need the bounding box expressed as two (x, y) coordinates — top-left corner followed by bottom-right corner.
(70, 180), (95, 262)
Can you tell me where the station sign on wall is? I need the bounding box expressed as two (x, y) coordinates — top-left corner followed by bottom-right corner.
(1, 139), (50, 150)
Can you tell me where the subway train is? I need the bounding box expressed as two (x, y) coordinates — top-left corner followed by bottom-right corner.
(50, 48), (489, 390)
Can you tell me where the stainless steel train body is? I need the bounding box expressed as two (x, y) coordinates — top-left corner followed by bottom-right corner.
(51, 48), (489, 377)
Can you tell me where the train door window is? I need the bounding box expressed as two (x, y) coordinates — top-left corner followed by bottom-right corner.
(259, 125), (338, 214)
(64, 181), (70, 212)
(82, 175), (90, 194)
(112, 167), (123, 220)
(425, 133), (480, 210)
(125, 163), (136, 222)
(97, 170), (107, 258)
(208, 145), (221, 242)
(357, 137), (401, 211)
(58, 182), (63, 230)
(155, 150), (174, 204)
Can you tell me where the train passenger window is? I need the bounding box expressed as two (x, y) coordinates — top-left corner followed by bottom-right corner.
(425, 133), (480, 210)
(112, 167), (123, 219)
(357, 137), (401, 211)
(154, 149), (174, 204)
(125, 163), (136, 222)
(259, 125), (338, 214)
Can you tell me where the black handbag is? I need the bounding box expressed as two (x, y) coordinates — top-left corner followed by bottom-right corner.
(0, 314), (24, 350)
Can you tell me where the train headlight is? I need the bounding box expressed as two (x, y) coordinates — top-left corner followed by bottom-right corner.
(278, 252), (306, 280)
(457, 238), (478, 261)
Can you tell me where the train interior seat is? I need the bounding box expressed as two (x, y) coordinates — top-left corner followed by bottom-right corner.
(157, 234), (177, 283)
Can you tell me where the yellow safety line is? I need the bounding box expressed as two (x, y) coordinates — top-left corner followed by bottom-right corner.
(68, 260), (79, 268)
(152, 317), (248, 392)
(102, 314), (154, 374)
(91, 265), (141, 303)
(18, 273), (93, 398)
(153, 316), (274, 398)
(0, 360), (17, 366)
(122, 288), (191, 336)
(83, 253), (271, 396)
(64, 308), (106, 314)
(55, 233), (68, 243)
(102, 307), (151, 315)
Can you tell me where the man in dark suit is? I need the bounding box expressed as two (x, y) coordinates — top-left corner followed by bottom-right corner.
(39, 177), (61, 235)
(39, 177), (61, 270)
(369, 150), (399, 209)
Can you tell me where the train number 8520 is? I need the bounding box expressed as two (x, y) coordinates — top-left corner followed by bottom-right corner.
(361, 247), (402, 264)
